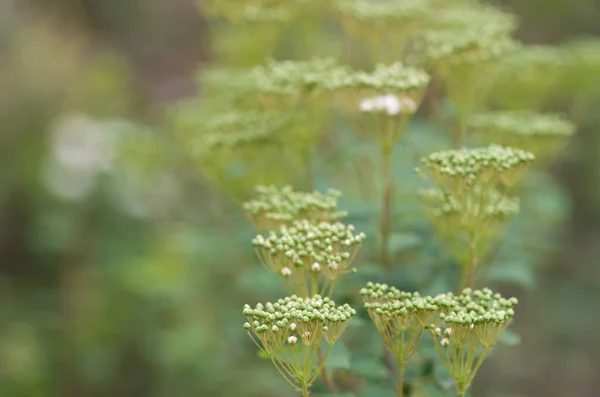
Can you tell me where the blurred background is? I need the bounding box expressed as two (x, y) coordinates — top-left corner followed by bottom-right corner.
(1, 1), (599, 397)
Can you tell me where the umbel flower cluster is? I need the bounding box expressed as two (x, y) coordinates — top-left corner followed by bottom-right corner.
(243, 185), (348, 231)
(360, 283), (440, 366)
(417, 145), (534, 287)
(417, 144), (535, 188)
(243, 295), (356, 393)
(468, 111), (576, 163)
(429, 288), (518, 396)
(252, 220), (366, 297)
(359, 283), (518, 397)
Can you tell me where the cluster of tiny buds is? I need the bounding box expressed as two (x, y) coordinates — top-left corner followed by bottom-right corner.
(243, 185), (347, 224)
(360, 282), (440, 315)
(422, 27), (518, 65)
(352, 63), (430, 92)
(417, 144), (535, 181)
(251, 58), (351, 95)
(252, 220), (365, 273)
(468, 111), (576, 138)
(359, 94), (417, 116)
(243, 295), (356, 337)
(337, 0), (428, 21)
(435, 288), (518, 327)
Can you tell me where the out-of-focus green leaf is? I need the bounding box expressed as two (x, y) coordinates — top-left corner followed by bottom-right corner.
(360, 385), (397, 397)
(350, 356), (388, 380)
(486, 261), (536, 288)
(500, 330), (522, 346)
(389, 232), (422, 255)
(325, 342), (351, 371)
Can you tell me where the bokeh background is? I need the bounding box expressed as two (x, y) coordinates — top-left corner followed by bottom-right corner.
(1, 1), (599, 397)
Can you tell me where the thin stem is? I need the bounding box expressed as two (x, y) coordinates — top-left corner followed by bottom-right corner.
(303, 146), (315, 191)
(302, 384), (310, 397)
(458, 389), (466, 397)
(466, 238), (477, 289)
(397, 361), (404, 397)
(317, 346), (336, 393)
(381, 143), (393, 269)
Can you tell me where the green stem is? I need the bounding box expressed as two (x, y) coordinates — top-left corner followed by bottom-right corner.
(466, 238), (477, 289)
(458, 389), (466, 397)
(302, 384), (310, 397)
(303, 146), (314, 191)
(381, 144), (393, 269)
(397, 361), (404, 397)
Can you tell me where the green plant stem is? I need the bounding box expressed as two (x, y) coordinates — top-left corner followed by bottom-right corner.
(397, 361), (404, 397)
(466, 238), (477, 289)
(302, 384), (310, 397)
(381, 144), (393, 269)
(458, 389), (466, 397)
(317, 346), (336, 393)
(303, 147), (315, 191)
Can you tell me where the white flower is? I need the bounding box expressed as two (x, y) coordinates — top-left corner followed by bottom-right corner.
(435, 327), (442, 335)
(444, 328), (453, 336)
(441, 338), (450, 347)
(328, 262), (339, 271)
(469, 323), (475, 329)
(382, 94), (401, 115)
(281, 267), (292, 277)
(288, 336), (297, 345)
(311, 262), (321, 272)
(289, 323), (297, 331)
(359, 98), (375, 112)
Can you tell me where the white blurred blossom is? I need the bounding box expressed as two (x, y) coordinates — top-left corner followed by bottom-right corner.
(359, 94), (417, 116)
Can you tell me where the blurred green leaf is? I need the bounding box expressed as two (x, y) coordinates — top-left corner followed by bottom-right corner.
(389, 232), (422, 255)
(500, 330), (522, 346)
(350, 356), (388, 380)
(325, 342), (351, 371)
(486, 261), (536, 288)
(360, 385), (397, 397)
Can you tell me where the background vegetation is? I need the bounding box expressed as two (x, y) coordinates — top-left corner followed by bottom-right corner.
(1, 0), (599, 396)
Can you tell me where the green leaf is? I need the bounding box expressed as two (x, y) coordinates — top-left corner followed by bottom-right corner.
(499, 330), (522, 346)
(486, 261), (536, 288)
(325, 342), (351, 371)
(360, 385), (397, 397)
(350, 356), (388, 380)
(322, 394), (356, 397)
(389, 232), (422, 255)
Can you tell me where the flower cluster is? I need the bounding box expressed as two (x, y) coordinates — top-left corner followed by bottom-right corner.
(252, 220), (365, 297)
(243, 185), (348, 231)
(243, 295), (355, 391)
(350, 63), (431, 93)
(429, 288), (518, 395)
(421, 28), (519, 66)
(424, 2), (517, 36)
(337, 0), (428, 23)
(360, 282), (440, 363)
(251, 58), (353, 100)
(417, 145), (535, 188)
(488, 45), (568, 110)
(468, 111), (576, 162)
